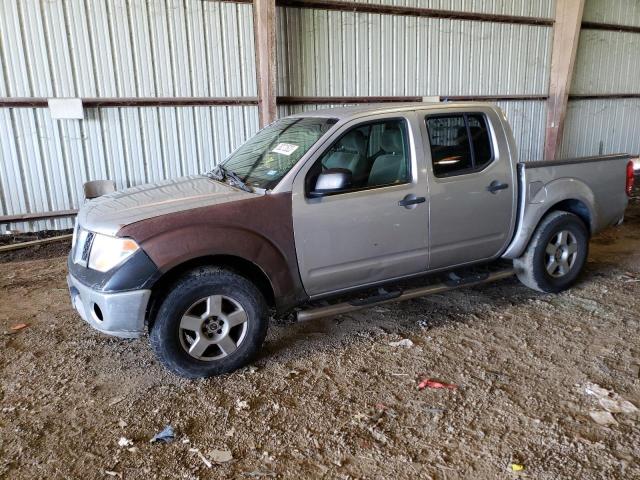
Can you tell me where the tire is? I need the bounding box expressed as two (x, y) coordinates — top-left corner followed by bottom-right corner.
(514, 211), (589, 293)
(149, 266), (268, 378)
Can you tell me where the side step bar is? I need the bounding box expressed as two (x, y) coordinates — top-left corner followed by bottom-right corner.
(296, 268), (515, 322)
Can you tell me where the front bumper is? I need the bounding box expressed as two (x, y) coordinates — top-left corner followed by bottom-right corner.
(67, 273), (150, 338)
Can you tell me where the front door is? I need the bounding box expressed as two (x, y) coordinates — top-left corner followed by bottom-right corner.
(422, 110), (516, 270)
(292, 115), (429, 297)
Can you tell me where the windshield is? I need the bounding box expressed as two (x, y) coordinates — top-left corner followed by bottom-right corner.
(219, 117), (337, 190)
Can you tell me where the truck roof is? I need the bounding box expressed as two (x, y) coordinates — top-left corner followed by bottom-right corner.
(288, 102), (500, 121)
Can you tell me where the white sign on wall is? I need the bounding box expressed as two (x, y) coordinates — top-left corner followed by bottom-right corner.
(48, 98), (84, 120)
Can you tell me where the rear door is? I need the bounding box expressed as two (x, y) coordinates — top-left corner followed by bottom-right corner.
(291, 113), (430, 297)
(420, 108), (517, 270)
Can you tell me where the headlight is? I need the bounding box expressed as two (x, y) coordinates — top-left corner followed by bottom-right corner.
(88, 234), (139, 272)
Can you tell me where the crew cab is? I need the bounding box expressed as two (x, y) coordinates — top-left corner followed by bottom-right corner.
(67, 103), (635, 378)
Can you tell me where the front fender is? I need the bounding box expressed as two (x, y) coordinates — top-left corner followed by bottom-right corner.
(141, 224), (293, 296)
(117, 192), (306, 310)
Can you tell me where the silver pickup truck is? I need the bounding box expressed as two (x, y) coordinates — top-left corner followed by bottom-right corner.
(67, 103), (635, 378)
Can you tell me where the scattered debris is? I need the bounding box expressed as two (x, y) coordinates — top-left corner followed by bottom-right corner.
(225, 427), (236, 437)
(190, 448), (213, 468)
(210, 449), (234, 464)
(584, 382), (638, 419)
(104, 471), (122, 478)
(510, 463), (525, 472)
(589, 411), (618, 426)
(108, 396), (125, 407)
(150, 425), (175, 444)
(599, 396), (638, 414)
(417, 318), (430, 329)
(127, 447), (139, 454)
(236, 399), (249, 411)
(418, 378), (458, 391)
(389, 338), (414, 348)
(425, 407), (447, 415)
(242, 469), (277, 478)
(117, 437), (133, 448)
(117, 419), (127, 428)
(10, 323), (29, 331)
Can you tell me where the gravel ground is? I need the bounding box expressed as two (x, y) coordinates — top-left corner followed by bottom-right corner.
(1, 200), (639, 479)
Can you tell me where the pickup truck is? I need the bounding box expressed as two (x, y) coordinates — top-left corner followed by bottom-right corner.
(67, 103), (635, 378)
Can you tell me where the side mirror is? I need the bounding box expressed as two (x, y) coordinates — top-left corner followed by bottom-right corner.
(309, 168), (352, 198)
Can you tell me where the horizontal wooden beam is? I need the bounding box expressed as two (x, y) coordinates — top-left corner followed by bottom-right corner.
(0, 97), (259, 108)
(568, 93), (640, 100)
(0, 209), (78, 224)
(0, 234), (73, 253)
(277, 95), (548, 104)
(582, 21), (640, 34)
(1, 95), (550, 109)
(277, 0), (554, 26)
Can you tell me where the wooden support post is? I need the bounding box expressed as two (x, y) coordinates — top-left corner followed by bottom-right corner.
(544, 0), (585, 160)
(253, 0), (277, 127)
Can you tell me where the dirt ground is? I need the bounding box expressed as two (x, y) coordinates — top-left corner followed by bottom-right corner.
(1, 200), (639, 480)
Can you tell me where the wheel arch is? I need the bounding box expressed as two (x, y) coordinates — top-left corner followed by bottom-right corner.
(145, 254), (276, 329)
(503, 176), (597, 259)
(544, 198), (592, 234)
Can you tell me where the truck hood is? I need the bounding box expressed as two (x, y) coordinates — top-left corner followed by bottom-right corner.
(77, 175), (256, 236)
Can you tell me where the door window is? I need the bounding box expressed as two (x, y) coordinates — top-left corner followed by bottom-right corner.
(306, 119), (411, 195)
(426, 114), (493, 177)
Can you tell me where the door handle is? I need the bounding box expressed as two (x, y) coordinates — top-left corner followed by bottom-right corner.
(487, 180), (509, 194)
(398, 194), (426, 209)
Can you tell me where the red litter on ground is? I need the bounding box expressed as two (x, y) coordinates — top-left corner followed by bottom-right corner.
(417, 378), (458, 391)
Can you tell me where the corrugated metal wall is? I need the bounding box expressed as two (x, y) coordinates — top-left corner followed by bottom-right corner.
(0, 0), (258, 232)
(570, 30), (640, 95)
(276, 6), (552, 162)
(276, 8), (552, 96)
(583, 0), (640, 28)
(560, 0), (640, 159)
(341, 0), (555, 18)
(10, 0), (638, 233)
(0, 0), (257, 97)
(561, 99), (640, 158)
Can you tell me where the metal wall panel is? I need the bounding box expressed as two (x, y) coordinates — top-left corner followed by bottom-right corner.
(339, 0), (555, 18)
(0, 106), (259, 233)
(583, 0), (640, 28)
(571, 29), (640, 94)
(0, 0), (258, 232)
(560, 99), (640, 159)
(276, 7), (553, 97)
(278, 99), (546, 162)
(0, 0), (257, 98)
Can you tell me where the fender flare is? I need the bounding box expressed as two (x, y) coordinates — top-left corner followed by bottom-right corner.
(502, 177), (596, 259)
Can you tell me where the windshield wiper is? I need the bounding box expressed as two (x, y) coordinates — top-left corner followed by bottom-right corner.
(207, 165), (253, 193)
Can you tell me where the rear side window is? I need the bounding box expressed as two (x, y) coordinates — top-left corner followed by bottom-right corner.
(426, 114), (493, 177)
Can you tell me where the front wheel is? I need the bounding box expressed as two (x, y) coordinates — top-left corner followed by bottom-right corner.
(514, 211), (589, 293)
(149, 267), (268, 378)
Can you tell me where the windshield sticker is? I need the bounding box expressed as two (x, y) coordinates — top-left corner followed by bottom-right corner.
(271, 143), (299, 156)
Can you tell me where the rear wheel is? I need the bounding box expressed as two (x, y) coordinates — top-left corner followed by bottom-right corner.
(150, 267), (268, 378)
(514, 211), (589, 293)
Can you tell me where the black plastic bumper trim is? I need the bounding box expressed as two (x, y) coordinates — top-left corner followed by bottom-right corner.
(67, 249), (161, 293)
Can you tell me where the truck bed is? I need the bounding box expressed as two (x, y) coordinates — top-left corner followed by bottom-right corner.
(503, 154), (632, 259)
